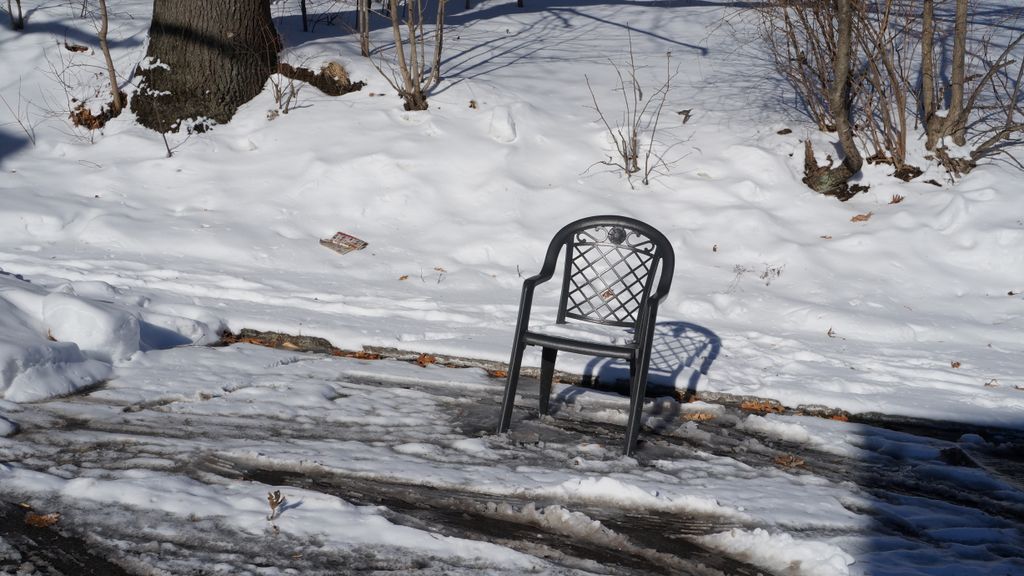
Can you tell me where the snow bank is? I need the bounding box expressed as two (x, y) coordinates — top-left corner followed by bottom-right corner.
(0, 269), (222, 403)
(541, 475), (733, 516)
(43, 291), (140, 362)
(0, 275), (112, 402)
(698, 528), (856, 576)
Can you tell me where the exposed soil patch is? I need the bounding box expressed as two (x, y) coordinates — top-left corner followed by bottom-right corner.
(0, 500), (131, 576)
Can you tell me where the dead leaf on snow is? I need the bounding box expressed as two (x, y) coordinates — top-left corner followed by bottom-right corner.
(25, 512), (60, 528)
(330, 350), (381, 360)
(850, 211), (873, 222)
(774, 454), (805, 468)
(682, 412), (716, 422)
(740, 400), (784, 414)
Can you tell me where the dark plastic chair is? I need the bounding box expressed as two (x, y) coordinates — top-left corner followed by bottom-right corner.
(496, 215), (675, 456)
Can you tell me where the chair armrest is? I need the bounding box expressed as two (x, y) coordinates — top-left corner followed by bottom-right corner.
(522, 273), (551, 289)
(511, 240), (565, 341)
(523, 230), (574, 288)
(650, 257), (675, 303)
(651, 286), (672, 304)
(517, 243), (565, 314)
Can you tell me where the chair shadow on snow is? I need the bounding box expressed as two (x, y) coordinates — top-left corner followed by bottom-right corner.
(552, 320), (720, 426)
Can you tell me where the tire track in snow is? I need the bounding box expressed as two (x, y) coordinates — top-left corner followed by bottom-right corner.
(5, 363), (1024, 574)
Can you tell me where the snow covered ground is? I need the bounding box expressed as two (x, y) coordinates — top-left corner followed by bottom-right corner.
(3, 343), (1023, 575)
(1, 0), (1023, 573)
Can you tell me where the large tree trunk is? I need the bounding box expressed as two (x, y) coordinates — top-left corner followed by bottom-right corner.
(132, 0), (279, 132)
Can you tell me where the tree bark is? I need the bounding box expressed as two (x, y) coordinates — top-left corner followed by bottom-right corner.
(921, 0), (940, 149)
(7, 0), (23, 30)
(97, 0), (123, 115)
(358, 0), (370, 57)
(945, 0), (969, 146)
(831, 0), (862, 176)
(131, 0), (279, 132)
(427, 0), (446, 89)
(802, 0), (863, 200)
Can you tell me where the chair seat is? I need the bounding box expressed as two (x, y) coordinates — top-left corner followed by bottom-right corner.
(524, 322), (637, 360)
(531, 320), (637, 344)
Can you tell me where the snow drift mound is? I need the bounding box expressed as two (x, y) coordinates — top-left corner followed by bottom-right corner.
(0, 273), (119, 401)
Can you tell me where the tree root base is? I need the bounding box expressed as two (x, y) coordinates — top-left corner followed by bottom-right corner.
(802, 140), (866, 201)
(69, 92), (126, 130)
(277, 61), (364, 96)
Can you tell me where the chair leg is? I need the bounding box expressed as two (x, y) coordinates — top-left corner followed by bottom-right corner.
(623, 363), (648, 457)
(538, 347), (557, 415)
(497, 341), (527, 433)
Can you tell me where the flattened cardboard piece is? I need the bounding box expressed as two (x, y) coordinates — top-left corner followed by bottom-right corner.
(320, 232), (368, 255)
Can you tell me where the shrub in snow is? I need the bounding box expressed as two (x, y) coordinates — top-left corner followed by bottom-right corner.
(586, 30), (676, 187)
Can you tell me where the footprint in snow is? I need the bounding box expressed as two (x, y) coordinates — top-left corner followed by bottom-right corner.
(488, 106), (517, 143)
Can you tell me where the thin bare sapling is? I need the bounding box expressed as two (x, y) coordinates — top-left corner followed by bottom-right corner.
(586, 32), (676, 186)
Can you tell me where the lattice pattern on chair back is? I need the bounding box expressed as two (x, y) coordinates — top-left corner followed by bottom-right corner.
(559, 223), (662, 327)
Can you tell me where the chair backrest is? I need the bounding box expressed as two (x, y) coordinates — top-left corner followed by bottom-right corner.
(547, 216), (674, 328)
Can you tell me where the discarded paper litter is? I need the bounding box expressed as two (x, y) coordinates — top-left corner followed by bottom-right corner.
(320, 232), (367, 255)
